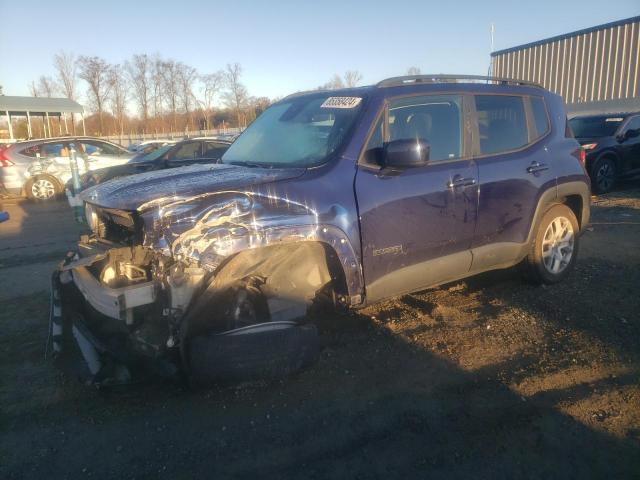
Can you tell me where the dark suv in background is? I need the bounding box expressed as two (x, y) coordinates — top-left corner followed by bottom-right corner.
(51, 75), (590, 386)
(569, 112), (640, 193)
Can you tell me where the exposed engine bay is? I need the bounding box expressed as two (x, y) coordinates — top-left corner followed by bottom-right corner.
(50, 232), (340, 386)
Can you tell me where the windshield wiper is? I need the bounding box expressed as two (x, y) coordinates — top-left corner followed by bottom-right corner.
(226, 161), (274, 169)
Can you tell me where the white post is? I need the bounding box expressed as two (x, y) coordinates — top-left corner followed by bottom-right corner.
(26, 111), (32, 138)
(81, 113), (86, 135)
(5, 111), (14, 140)
(63, 113), (68, 134)
(46, 112), (52, 138)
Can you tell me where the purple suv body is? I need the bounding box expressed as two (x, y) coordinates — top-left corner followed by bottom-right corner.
(50, 77), (591, 385)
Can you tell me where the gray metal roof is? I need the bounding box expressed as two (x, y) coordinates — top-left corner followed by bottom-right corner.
(491, 15), (640, 57)
(0, 95), (84, 114)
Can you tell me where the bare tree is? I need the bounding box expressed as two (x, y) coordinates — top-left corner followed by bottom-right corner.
(223, 63), (248, 128)
(177, 63), (198, 129)
(29, 81), (39, 97)
(160, 59), (180, 131)
(77, 56), (111, 134)
(125, 54), (151, 128)
(343, 70), (363, 87)
(199, 71), (223, 129)
(38, 76), (57, 97)
(406, 66), (422, 75)
(54, 51), (77, 100)
(109, 64), (128, 136)
(151, 56), (165, 124)
(320, 74), (344, 90)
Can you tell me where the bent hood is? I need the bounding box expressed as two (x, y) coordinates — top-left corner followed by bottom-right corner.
(81, 163), (305, 211)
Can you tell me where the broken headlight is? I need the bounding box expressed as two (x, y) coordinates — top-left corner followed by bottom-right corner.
(85, 203), (100, 233)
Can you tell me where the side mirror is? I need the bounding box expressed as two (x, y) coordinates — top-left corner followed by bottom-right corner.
(383, 138), (430, 168)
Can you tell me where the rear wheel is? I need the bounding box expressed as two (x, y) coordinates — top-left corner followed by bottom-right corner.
(591, 156), (616, 194)
(524, 204), (579, 284)
(26, 175), (60, 201)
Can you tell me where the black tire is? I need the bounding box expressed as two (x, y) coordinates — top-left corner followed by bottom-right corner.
(25, 175), (61, 201)
(186, 323), (319, 386)
(524, 204), (580, 284)
(591, 156), (617, 194)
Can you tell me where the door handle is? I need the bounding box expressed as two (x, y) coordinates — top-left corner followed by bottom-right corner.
(447, 177), (477, 189)
(527, 161), (549, 173)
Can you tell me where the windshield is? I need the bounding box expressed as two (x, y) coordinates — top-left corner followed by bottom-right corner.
(569, 116), (624, 138)
(221, 93), (365, 167)
(127, 145), (173, 163)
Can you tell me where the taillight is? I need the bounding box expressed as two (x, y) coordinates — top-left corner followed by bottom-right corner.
(571, 147), (586, 168)
(579, 148), (586, 166)
(0, 150), (14, 167)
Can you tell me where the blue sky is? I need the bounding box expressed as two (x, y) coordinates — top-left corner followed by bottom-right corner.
(0, 0), (638, 104)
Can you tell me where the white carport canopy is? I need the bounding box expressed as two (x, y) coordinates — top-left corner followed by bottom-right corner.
(0, 95), (85, 140)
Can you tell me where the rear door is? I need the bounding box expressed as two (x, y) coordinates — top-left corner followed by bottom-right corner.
(470, 94), (555, 270)
(355, 93), (478, 303)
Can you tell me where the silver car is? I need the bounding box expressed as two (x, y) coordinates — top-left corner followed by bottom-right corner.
(0, 137), (133, 200)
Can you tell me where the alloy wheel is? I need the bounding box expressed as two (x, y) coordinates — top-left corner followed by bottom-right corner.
(596, 161), (615, 192)
(31, 179), (56, 199)
(541, 216), (575, 274)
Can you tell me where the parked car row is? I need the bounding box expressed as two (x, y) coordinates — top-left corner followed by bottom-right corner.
(0, 137), (133, 199)
(569, 112), (640, 193)
(66, 137), (232, 195)
(49, 75), (593, 387)
(0, 136), (234, 201)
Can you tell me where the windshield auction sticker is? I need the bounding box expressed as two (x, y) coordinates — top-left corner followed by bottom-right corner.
(321, 97), (362, 109)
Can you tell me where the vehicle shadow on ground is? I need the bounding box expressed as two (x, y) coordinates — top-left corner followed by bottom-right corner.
(2, 282), (639, 479)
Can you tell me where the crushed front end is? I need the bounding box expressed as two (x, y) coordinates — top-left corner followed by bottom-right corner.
(47, 165), (359, 386)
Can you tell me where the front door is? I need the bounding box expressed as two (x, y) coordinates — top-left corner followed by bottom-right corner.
(355, 94), (478, 303)
(619, 115), (640, 171)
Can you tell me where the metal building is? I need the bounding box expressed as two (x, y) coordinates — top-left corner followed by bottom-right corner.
(490, 16), (640, 115)
(0, 96), (86, 141)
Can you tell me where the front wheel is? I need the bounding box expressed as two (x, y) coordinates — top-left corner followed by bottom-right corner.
(25, 175), (60, 201)
(523, 204), (579, 284)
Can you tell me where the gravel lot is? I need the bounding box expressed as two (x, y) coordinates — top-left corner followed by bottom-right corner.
(1, 184), (639, 479)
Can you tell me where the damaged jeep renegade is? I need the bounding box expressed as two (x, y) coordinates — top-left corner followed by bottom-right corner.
(49, 75), (591, 386)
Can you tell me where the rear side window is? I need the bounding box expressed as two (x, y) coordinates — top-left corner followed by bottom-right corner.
(475, 95), (528, 155)
(530, 96), (550, 138)
(19, 145), (41, 157)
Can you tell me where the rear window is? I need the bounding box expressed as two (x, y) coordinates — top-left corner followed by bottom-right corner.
(475, 95), (528, 155)
(569, 116), (624, 138)
(530, 96), (550, 138)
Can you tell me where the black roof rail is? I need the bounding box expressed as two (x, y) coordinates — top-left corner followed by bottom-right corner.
(376, 74), (543, 89)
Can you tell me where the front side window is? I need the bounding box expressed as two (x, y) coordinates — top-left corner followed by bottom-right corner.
(389, 95), (462, 162)
(81, 141), (122, 156)
(475, 95), (528, 155)
(222, 93), (364, 167)
(361, 94), (463, 165)
(623, 116), (640, 134)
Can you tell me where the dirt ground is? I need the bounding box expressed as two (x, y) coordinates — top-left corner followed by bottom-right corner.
(1, 183), (639, 479)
